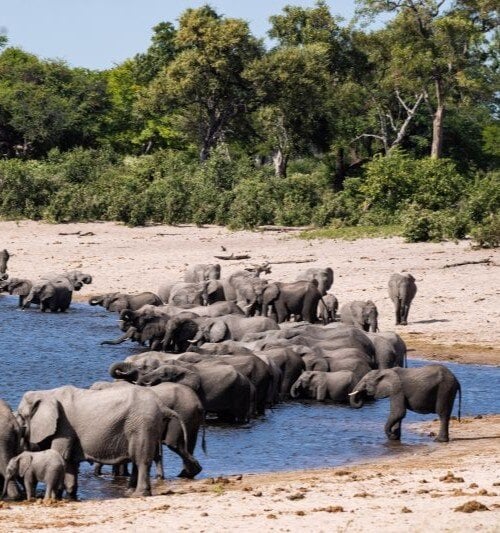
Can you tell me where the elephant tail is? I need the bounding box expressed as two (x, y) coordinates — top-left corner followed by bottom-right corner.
(201, 412), (207, 455)
(161, 406), (189, 454)
(457, 382), (462, 422)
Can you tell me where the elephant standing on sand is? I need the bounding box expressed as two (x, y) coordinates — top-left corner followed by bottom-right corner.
(349, 365), (461, 442)
(0, 399), (22, 500)
(3, 450), (65, 501)
(296, 267), (333, 295)
(184, 264), (221, 283)
(388, 273), (417, 325)
(0, 250), (9, 279)
(340, 300), (378, 332)
(318, 293), (338, 324)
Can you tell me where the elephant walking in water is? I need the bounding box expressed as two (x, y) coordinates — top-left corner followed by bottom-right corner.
(349, 365), (461, 442)
(388, 273), (417, 325)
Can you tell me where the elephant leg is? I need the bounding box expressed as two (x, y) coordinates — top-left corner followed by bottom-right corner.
(385, 412), (405, 440)
(112, 463), (130, 477)
(435, 413), (450, 442)
(94, 463), (103, 476)
(316, 383), (327, 401)
(274, 301), (288, 323)
(166, 441), (202, 479)
(400, 304), (409, 325)
(44, 483), (54, 501)
(24, 474), (36, 500)
(64, 462), (79, 500)
(395, 299), (402, 325)
(133, 461), (152, 497)
(128, 463), (138, 489)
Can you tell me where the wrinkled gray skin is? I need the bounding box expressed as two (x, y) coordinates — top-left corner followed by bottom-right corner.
(17, 385), (185, 498)
(388, 273), (417, 325)
(0, 278), (33, 307)
(222, 263), (272, 302)
(3, 450), (65, 501)
(90, 381), (204, 479)
(350, 365), (461, 442)
(296, 267), (333, 296)
(89, 291), (162, 313)
(184, 263), (221, 283)
(173, 301), (244, 317)
(159, 281), (224, 306)
(318, 293), (338, 324)
(230, 276), (268, 317)
(0, 400), (22, 500)
(367, 332), (407, 369)
(340, 300), (378, 332)
(0, 249), (10, 279)
(290, 370), (359, 405)
(189, 315), (280, 346)
(262, 280), (323, 323)
(259, 347), (304, 400)
(111, 361), (253, 423)
(23, 278), (73, 312)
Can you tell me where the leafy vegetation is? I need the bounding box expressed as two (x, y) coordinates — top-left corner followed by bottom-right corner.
(0, 2), (497, 245)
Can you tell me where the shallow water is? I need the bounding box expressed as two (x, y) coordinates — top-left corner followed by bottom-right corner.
(0, 296), (498, 500)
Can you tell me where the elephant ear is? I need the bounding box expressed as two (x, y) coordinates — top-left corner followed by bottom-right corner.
(374, 371), (401, 399)
(206, 280), (220, 295)
(208, 320), (228, 343)
(326, 267), (334, 287)
(263, 283), (280, 303)
(18, 454), (33, 477)
(29, 398), (59, 444)
(11, 280), (31, 296)
(40, 283), (56, 301)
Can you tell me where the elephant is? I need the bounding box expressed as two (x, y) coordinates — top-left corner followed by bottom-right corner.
(262, 280), (323, 323)
(43, 270), (92, 292)
(177, 301), (244, 317)
(90, 381), (204, 479)
(89, 291), (162, 312)
(0, 399), (22, 500)
(184, 263), (221, 283)
(296, 267), (333, 296)
(188, 315), (280, 346)
(229, 276), (268, 317)
(388, 273), (417, 325)
(349, 365), (461, 442)
(0, 249), (9, 279)
(367, 332), (407, 368)
(0, 277), (33, 307)
(3, 450), (65, 501)
(340, 300), (378, 332)
(318, 293), (338, 324)
(290, 370), (359, 404)
(16, 385), (186, 498)
(113, 361), (253, 423)
(158, 281), (224, 306)
(221, 263), (272, 302)
(258, 347), (304, 399)
(23, 278), (73, 312)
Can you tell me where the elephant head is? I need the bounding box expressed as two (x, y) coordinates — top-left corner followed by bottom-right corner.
(136, 364), (202, 391)
(348, 369), (401, 408)
(0, 249), (10, 276)
(363, 301), (378, 332)
(66, 270), (92, 291)
(205, 264), (221, 280)
(109, 361), (141, 382)
(189, 319), (228, 345)
(17, 393), (60, 447)
(200, 280), (223, 306)
(162, 316), (201, 352)
(4, 278), (32, 297)
(290, 372), (314, 399)
(88, 293), (118, 308)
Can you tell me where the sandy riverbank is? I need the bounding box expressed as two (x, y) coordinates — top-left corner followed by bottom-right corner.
(0, 220), (498, 531)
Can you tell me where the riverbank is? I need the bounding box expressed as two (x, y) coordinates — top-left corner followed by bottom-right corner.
(1, 221), (499, 362)
(0, 415), (498, 532)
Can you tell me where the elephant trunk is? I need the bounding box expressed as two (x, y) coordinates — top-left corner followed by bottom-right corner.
(290, 382), (301, 399)
(1, 477), (11, 500)
(187, 328), (204, 345)
(348, 390), (365, 409)
(88, 297), (102, 306)
(109, 361), (139, 382)
(101, 327), (137, 346)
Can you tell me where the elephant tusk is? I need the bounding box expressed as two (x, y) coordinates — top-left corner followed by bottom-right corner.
(348, 391), (359, 396)
(187, 339), (198, 344)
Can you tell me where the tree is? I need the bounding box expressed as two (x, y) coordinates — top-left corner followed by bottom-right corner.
(139, 6), (262, 161)
(356, 0), (497, 158)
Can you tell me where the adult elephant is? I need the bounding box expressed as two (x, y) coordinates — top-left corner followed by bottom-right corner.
(302, 347), (372, 384)
(16, 385), (186, 498)
(23, 278), (73, 312)
(189, 315), (279, 345)
(229, 276), (268, 317)
(340, 300), (378, 332)
(158, 281), (224, 306)
(221, 263), (272, 302)
(290, 370), (359, 405)
(262, 280), (323, 323)
(349, 365), (461, 442)
(115, 362), (253, 423)
(296, 267), (333, 296)
(0, 399), (22, 500)
(0, 278), (33, 307)
(259, 347), (304, 399)
(43, 270), (92, 292)
(0, 250), (9, 279)
(367, 332), (407, 369)
(179, 301), (243, 317)
(184, 263), (221, 283)
(89, 292), (162, 312)
(388, 273), (417, 325)
(90, 381), (204, 479)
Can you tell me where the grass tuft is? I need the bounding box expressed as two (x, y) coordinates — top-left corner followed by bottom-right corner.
(298, 225), (402, 240)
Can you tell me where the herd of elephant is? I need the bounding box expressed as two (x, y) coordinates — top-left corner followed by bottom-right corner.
(0, 250), (461, 501)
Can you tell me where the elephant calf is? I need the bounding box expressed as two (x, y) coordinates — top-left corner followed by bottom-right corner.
(3, 450), (65, 501)
(291, 370), (359, 405)
(388, 273), (417, 325)
(349, 365), (461, 442)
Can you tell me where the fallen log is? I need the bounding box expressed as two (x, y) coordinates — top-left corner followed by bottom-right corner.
(270, 259), (315, 265)
(442, 258), (493, 269)
(214, 254), (251, 260)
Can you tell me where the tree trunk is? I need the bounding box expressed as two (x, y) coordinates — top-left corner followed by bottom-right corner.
(332, 146), (346, 192)
(431, 79), (444, 159)
(273, 148), (288, 178)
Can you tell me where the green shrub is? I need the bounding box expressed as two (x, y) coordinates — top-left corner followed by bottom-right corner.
(228, 175), (277, 228)
(470, 214), (500, 248)
(464, 171), (500, 224)
(401, 206), (469, 242)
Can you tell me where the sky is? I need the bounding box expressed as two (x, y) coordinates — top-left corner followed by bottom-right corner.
(0, 0), (357, 70)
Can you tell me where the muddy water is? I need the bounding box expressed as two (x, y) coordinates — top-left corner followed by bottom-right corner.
(0, 296), (498, 500)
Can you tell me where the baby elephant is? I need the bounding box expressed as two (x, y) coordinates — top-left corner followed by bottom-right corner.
(3, 450), (65, 501)
(388, 273), (417, 325)
(290, 370), (359, 405)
